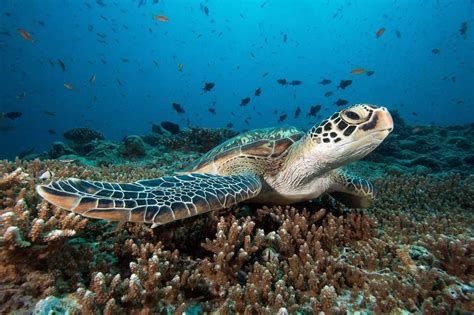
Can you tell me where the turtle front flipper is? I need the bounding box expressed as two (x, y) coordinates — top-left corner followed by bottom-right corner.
(327, 170), (375, 208)
(36, 173), (262, 227)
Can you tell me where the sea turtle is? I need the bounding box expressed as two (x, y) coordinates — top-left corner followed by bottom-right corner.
(37, 104), (393, 227)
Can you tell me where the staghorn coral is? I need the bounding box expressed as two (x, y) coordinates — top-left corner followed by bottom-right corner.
(0, 158), (473, 314)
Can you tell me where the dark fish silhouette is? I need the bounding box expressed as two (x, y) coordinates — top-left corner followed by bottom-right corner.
(290, 80), (302, 86)
(307, 105), (321, 117)
(172, 103), (185, 114)
(395, 30), (401, 38)
(152, 124), (162, 134)
(294, 107), (301, 119)
(4, 111), (22, 120)
(226, 122), (233, 128)
(459, 21), (468, 37)
(334, 98), (348, 106)
(203, 82), (215, 91)
(283, 34), (287, 43)
(208, 107), (216, 114)
(277, 79), (287, 85)
(338, 80), (352, 89)
(324, 91), (333, 97)
(366, 71), (375, 76)
(278, 113), (287, 122)
(57, 59), (66, 72)
(48, 129), (57, 135)
(161, 121), (180, 134)
(254, 88), (262, 96)
(431, 48), (440, 54)
(240, 97), (251, 106)
(319, 79), (331, 85)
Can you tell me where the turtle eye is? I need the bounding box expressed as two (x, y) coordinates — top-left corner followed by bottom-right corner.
(345, 111), (360, 120)
(341, 108), (369, 124)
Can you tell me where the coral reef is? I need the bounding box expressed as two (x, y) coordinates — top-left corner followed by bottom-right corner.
(63, 127), (105, 144)
(367, 113), (474, 175)
(0, 157), (472, 314)
(1, 121), (473, 313)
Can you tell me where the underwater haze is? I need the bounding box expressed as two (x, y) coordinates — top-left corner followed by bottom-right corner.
(0, 0), (473, 159)
(1, 1), (474, 314)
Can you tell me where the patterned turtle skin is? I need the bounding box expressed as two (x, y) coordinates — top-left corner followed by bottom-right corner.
(37, 104), (394, 227)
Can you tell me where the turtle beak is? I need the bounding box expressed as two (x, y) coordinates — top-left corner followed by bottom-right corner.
(375, 107), (394, 133)
(361, 107), (393, 141)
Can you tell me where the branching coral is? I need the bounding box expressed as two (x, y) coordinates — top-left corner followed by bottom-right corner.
(1, 159), (473, 314)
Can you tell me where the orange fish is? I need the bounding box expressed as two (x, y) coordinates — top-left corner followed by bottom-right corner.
(18, 29), (33, 42)
(154, 15), (169, 22)
(63, 83), (74, 90)
(375, 27), (385, 38)
(351, 68), (366, 75)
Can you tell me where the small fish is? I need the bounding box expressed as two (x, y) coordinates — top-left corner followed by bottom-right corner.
(208, 107), (216, 114)
(18, 28), (33, 42)
(307, 105), (321, 117)
(324, 91), (333, 97)
(262, 72), (269, 77)
(290, 80), (302, 86)
(366, 70), (375, 76)
(283, 34), (287, 43)
(4, 111), (22, 120)
(254, 88), (262, 96)
(63, 83), (74, 90)
(172, 102), (185, 113)
(278, 113), (287, 122)
(154, 15), (169, 22)
(334, 98), (348, 106)
(240, 97), (251, 107)
(226, 122), (233, 128)
(43, 111), (56, 116)
(59, 159), (76, 163)
(89, 74), (96, 85)
(277, 79), (287, 85)
(116, 77), (123, 86)
(395, 30), (401, 38)
(16, 91), (27, 100)
(459, 21), (468, 37)
(161, 121), (180, 134)
(48, 129), (57, 135)
(203, 82), (215, 92)
(375, 27), (385, 38)
(39, 170), (55, 180)
(351, 68), (366, 75)
(319, 79), (331, 85)
(431, 48), (440, 54)
(58, 59), (66, 72)
(338, 80), (352, 89)
(178, 63), (183, 72)
(294, 107), (301, 119)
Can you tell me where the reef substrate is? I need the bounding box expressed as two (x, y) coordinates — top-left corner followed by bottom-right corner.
(1, 123), (473, 314)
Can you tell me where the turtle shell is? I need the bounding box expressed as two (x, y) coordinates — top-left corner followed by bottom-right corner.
(183, 125), (304, 173)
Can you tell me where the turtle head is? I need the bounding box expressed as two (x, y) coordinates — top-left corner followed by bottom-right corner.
(308, 104), (393, 168)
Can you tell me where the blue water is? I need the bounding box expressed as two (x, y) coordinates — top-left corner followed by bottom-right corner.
(0, 0), (472, 159)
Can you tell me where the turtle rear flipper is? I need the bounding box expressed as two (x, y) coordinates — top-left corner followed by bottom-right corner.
(36, 173), (262, 226)
(327, 170), (375, 208)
